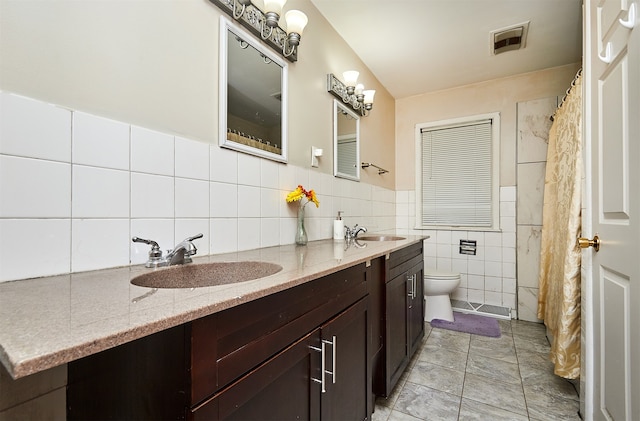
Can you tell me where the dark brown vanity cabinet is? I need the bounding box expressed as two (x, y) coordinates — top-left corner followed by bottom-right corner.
(68, 262), (371, 421)
(382, 241), (424, 396)
(193, 297), (370, 421)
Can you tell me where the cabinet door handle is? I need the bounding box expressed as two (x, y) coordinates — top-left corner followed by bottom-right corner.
(413, 275), (417, 300)
(407, 274), (417, 299)
(309, 343), (326, 393)
(323, 336), (337, 384)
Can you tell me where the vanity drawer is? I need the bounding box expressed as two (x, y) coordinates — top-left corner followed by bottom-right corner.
(190, 263), (367, 406)
(387, 241), (423, 280)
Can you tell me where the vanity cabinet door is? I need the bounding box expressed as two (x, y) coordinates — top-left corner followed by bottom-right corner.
(191, 329), (321, 421)
(191, 263), (368, 405)
(191, 297), (370, 421)
(369, 256), (386, 407)
(407, 261), (425, 357)
(320, 297), (370, 421)
(382, 241), (425, 397)
(384, 271), (410, 394)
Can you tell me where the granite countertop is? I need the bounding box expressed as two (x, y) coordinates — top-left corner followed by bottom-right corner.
(0, 235), (426, 379)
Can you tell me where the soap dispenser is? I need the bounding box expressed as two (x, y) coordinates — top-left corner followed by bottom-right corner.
(333, 211), (344, 240)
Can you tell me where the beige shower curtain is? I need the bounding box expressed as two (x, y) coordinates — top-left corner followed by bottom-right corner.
(537, 71), (583, 380)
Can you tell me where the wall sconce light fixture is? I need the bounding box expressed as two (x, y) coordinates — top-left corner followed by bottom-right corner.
(327, 72), (376, 116)
(209, 0), (308, 62)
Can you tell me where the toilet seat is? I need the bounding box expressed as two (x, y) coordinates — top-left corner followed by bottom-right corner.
(424, 269), (460, 279)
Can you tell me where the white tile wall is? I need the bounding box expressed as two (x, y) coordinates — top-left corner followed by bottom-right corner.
(396, 185), (519, 316)
(237, 185), (261, 218)
(175, 136), (209, 180)
(175, 178), (209, 218)
(71, 219), (130, 272)
(131, 126), (174, 176)
(0, 92), (398, 282)
(2, 90), (535, 319)
(0, 219), (71, 281)
(72, 165), (130, 218)
(131, 173), (175, 218)
(72, 112), (130, 170)
(1, 156), (71, 218)
(237, 153), (262, 187)
(0, 93), (72, 162)
(210, 146), (238, 184)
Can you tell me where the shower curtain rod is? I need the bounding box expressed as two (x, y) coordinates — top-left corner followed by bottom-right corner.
(550, 68), (583, 122)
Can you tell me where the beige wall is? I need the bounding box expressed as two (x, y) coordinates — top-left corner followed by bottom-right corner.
(394, 63), (582, 190)
(0, 0), (395, 190)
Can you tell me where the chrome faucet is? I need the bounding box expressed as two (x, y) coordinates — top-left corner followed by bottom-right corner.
(132, 233), (203, 268)
(166, 234), (202, 265)
(344, 224), (367, 240)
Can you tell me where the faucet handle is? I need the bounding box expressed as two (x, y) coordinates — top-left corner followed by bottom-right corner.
(132, 236), (159, 248)
(184, 233), (204, 242)
(176, 233), (203, 260)
(132, 236), (163, 264)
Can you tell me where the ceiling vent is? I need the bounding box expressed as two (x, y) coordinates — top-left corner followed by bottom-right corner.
(490, 21), (530, 55)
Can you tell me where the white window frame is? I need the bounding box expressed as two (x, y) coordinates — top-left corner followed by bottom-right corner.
(414, 112), (501, 231)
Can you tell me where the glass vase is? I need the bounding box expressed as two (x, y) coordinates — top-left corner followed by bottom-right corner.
(295, 205), (308, 245)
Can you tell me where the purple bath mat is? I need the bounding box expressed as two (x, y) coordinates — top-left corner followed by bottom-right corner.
(430, 312), (501, 338)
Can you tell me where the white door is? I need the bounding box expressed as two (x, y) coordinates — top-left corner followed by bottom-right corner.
(584, 0), (639, 420)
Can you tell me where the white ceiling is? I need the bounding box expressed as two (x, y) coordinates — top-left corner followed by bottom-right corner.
(310, 0), (583, 99)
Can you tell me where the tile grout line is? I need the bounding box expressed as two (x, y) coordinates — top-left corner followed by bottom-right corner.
(512, 322), (533, 420)
(456, 327), (473, 420)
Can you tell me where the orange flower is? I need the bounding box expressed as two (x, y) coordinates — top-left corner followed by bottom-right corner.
(308, 189), (319, 207)
(286, 185), (319, 208)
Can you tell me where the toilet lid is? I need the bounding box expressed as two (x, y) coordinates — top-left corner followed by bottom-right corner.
(424, 268), (460, 279)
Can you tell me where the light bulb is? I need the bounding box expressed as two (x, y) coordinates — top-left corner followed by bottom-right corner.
(263, 0), (286, 16)
(363, 90), (375, 110)
(363, 90), (376, 104)
(284, 10), (308, 35)
(342, 71), (359, 88)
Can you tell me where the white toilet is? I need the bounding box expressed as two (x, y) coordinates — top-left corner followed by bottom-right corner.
(423, 269), (461, 322)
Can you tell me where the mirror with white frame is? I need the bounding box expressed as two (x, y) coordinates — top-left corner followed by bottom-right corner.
(219, 17), (288, 163)
(333, 100), (360, 181)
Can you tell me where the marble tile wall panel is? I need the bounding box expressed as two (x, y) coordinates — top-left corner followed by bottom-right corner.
(515, 96), (557, 322)
(518, 286), (543, 322)
(516, 97), (557, 164)
(516, 162), (546, 226)
(516, 226), (542, 288)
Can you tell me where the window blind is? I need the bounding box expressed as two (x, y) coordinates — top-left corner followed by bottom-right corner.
(420, 120), (493, 227)
(337, 137), (357, 176)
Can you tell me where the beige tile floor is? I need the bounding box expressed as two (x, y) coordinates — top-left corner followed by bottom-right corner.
(373, 318), (581, 421)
